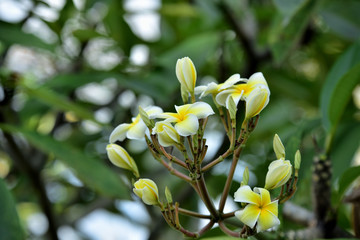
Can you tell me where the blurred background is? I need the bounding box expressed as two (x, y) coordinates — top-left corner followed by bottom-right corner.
(0, 0), (359, 239)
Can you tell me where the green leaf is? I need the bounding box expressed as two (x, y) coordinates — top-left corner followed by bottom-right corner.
(272, 0), (306, 17)
(0, 124), (130, 199)
(0, 21), (55, 51)
(269, 0), (318, 64)
(320, 42), (360, 134)
(337, 166), (360, 202)
(22, 84), (100, 124)
(0, 178), (25, 240)
(72, 29), (105, 42)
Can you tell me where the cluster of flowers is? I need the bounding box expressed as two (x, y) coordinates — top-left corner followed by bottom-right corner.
(106, 57), (301, 237)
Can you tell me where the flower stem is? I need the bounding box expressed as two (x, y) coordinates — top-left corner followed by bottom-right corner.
(178, 208), (211, 219)
(218, 221), (240, 237)
(197, 174), (218, 218)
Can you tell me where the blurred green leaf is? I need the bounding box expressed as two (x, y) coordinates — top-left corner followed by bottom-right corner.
(0, 124), (130, 199)
(72, 29), (105, 42)
(337, 166), (360, 203)
(269, 0), (318, 64)
(272, 0), (306, 17)
(320, 0), (360, 40)
(0, 21), (55, 51)
(320, 41), (360, 135)
(0, 178), (25, 240)
(22, 85), (100, 124)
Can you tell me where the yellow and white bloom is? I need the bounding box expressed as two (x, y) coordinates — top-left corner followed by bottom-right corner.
(154, 121), (180, 147)
(273, 134), (285, 160)
(176, 57), (197, 94)
(244, 87), (270, 119)
(156, 102), (214, 136)
(106, 144), (139, 177)
(264, 159), (292, 189)
(194, 74), (242, 99)
(216, 72), (269, 110)
(234, 185), (280, 232)
(133, 178), (159, 205)
(109, 106), (163, 143)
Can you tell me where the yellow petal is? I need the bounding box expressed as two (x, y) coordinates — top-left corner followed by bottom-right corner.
(155, 112), (180, 122)
(133, 178), (159, 205)
(245, 87), (270, 119)
(187, 102), (214, 119)
(257, 208), (280, 232)
(263, 200), (278, 217)
(175, 114), (199, 136)
(109, 123), (131, 143)
(264, 159), (292, 189)
(254, 187), (271, 206)
(235, 204), (261, 228)
(234, 185), (260, 205)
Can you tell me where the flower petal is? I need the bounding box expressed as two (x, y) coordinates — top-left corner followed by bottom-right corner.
(247, 72), (268, 88)
(257, 208), (280, 232)
(126, 120), (147, 139)
(254, 187), (271, 206)
(155, 112), (179, 122)
(245, 87), (270, 119)
(145, 106), (163, 119)
(219, 74), (242, 90)
(187, 102), (215, 119)
(175, 114), (199, 136)
(109, 123), (131, 143)
(235, 204), (261, 228)
(195, 85), (207, 96)
(234, 185), (260, 205)
(215, 89), (233, 106)
(263, 200), (278, 216)
(225, 91), (243, 110)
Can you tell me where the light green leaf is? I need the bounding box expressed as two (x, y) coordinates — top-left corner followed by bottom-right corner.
(22, 85), (100, 125)
(0, 178), (25, 240)
(273, 0), (306, 17)
(72, 29), (105, 42)
(269, 0), (318, 64)
(0, 124), (130, 199)
(320, 42), (360, 134)
(0, 21), (55, 51)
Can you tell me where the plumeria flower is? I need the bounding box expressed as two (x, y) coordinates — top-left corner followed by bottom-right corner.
(264, 159), (292, 189)
(109, 106), (163, 143)
(216, 72), (269, 110)
(154, 121), (180, 147)
(156, 102), (214, 136)
(176, 57), (197, 95)
(133, 178), (160, 205)
(234, 185), (280, 232)
(194, 74), (242, 99)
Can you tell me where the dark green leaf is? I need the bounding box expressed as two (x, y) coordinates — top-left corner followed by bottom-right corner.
(0, 178), (25, 240)
(337, 166), (360, 202)
(0, 124), (130, 199)
(72, 29), (105, 42)
(320, 42), (360, 133)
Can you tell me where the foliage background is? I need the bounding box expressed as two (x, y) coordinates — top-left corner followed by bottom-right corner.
(0, 0), (359, 239)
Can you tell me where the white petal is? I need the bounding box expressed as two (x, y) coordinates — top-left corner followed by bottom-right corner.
(109, 123), (131, 143)
(194, 85), (207, 95)
(175, 114), (199, 136)
(219, 74), (241, 90)
(225, 91), (243, 110)
(187, 102), (214, 119)
(235, 205), (261, 228)
(145, 106), (163, 118)
(215, 89), (233, 106)
(126, 120), (147, 139)
(248, 72), (268, 87)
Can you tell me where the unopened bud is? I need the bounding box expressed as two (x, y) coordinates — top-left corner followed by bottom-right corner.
(243, 167), (249, 185)
(265, 159), (292, 189)
(133, 178), (159, 205)
(273, 134), (285, 160)
(106, 144), (139, 177)
(228, 96), (237, 120)
(139, 106), (155, 129)
(295, 150), (301, 170)
(165, 186), (173, 204)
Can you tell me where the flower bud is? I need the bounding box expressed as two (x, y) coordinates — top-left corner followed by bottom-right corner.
(242, 166), (249, 185)
(154, 121), (180, 147)
(264, 159), (292, 189)
(228, 96), (237, 120)
(133, 178), (159, 205)
(165, 186), (173, 204)
(295, 150), (301, 170)
(245, 87), (269, 120)
(106, 144), (139, 177)
(139, 106), (154, 129)
(176, 57), (197, 94)
(273, 134), (285, 160)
